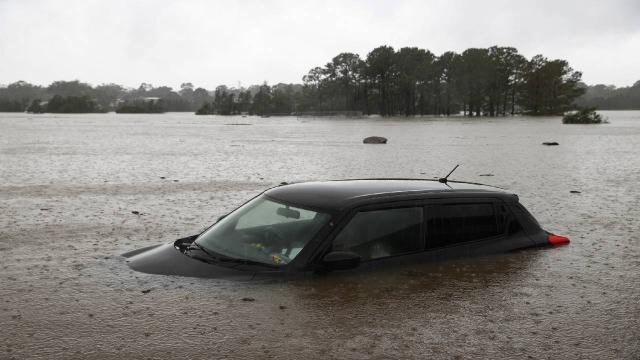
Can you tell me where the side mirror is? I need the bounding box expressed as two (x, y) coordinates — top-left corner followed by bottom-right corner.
(322, 251), (361, 271)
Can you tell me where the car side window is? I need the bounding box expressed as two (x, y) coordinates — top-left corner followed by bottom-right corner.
(426, 202), (500, 248)
(333, 207), (423, 261)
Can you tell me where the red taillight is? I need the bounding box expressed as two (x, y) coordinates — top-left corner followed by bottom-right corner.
(548, 233), (570, 246)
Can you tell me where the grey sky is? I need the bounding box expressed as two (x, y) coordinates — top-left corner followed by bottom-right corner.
(1, 0), (638, 89)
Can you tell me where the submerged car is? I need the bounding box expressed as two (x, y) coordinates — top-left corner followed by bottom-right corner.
(123, 179), (570, 279)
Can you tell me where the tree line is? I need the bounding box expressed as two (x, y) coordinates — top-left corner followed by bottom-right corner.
(575, 81), (640, 110)
(298, 46), (586, 116)
(0, 80), (209, 113)
(0, 45), (613, 116)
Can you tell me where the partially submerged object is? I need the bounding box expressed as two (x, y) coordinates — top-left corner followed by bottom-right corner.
(124, 177), (569, 279)
(363, 136), (387, 144)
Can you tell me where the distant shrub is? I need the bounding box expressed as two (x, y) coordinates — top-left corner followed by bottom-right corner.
(27, 99), (45, 113)
(562, 107), (607, 124)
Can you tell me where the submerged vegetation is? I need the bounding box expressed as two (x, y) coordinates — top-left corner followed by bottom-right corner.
(25, 95), (104, 114)
(115, 100), (164, 114)
(562, 108), (606, 124)
(45, 95), (104, 113)
(0, 45), (634, 116)
(195, 102), (214, 115)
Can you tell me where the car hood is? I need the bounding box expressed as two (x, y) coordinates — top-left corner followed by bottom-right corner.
(123, 242), (256, 280)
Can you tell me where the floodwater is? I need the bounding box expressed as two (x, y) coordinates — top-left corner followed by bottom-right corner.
(1, 111), (639, 359)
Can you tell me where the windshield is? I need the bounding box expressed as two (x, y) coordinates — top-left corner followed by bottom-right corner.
(195, 196), (330, 266)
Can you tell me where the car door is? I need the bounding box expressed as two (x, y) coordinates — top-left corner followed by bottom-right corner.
(423, 198), (530, 259)
(327, 202), (426, 272)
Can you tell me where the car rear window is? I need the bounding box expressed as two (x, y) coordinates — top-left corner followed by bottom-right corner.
(426, 203), (500, 247)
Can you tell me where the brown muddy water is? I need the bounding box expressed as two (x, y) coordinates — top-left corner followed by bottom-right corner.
(1, 111), (639, 359)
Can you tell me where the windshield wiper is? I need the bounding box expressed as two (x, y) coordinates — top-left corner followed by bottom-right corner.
(187, 242), (278, 269)
(188, 242), (217, 259)
(218, 257), (279, 268)
(183, 243), (220, 264)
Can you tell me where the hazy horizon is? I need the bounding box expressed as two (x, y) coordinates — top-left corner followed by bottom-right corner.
(1, 0), (639, 90)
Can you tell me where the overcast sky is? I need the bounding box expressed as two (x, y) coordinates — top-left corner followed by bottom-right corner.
(1, 0), (638, 89)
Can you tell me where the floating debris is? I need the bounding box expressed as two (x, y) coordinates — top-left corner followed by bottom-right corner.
(241, 297), (255, 302)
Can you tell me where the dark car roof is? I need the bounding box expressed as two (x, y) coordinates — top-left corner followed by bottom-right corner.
(265, 179), (516, 211)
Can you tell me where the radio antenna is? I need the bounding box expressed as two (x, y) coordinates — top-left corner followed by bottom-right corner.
(438, 164), (459, 184)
